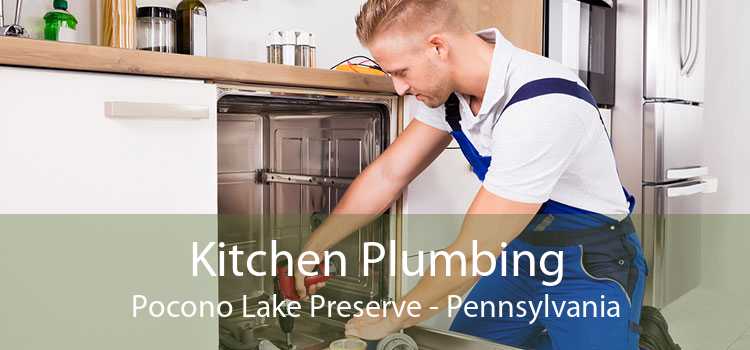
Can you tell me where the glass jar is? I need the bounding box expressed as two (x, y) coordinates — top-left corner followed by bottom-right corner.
(136, 7), (176, 53)
(99, 0), (137, 48)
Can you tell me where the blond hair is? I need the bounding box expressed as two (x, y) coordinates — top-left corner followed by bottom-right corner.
(355, 0), (463, 45)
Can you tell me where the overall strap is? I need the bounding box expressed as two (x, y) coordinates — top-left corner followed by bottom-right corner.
(444, 78), (600, 132)
(501, 77), (598, 113)
(442, 78), (634, 215)
(444, 93), (462, 132)
(500, 78), (635, 214)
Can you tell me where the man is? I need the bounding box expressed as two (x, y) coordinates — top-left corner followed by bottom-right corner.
(295, 0), (647, 349)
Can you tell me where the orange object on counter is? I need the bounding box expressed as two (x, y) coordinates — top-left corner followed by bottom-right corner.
(334, 64), (386, 76)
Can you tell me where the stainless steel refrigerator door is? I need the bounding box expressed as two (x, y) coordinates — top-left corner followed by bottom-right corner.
(643, 102), (706, 183)
(642, 180), (707, 307)
(644, 0), (706, 102)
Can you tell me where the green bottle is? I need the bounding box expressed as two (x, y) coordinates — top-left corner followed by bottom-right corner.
(176, 0), (207, 56)
(44, 0), (78, 42)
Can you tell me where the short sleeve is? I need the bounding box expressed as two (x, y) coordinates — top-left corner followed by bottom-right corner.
(406, 95), (452, 132)
(482, 96), (587, 203)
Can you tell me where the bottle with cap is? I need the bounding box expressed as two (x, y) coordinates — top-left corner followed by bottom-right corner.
(176, 0), (207, 56)
(43, 0), (78, 42)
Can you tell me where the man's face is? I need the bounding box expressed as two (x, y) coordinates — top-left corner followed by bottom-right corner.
(368, 31), (453, 108)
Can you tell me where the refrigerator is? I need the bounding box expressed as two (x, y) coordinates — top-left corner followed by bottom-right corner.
(641, 0), (717, 308)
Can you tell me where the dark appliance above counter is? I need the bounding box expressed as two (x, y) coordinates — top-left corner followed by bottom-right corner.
(544, 0), (617, 107)
(579, 0), (613, 8)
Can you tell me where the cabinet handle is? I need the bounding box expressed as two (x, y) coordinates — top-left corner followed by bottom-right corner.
(104, 102), (210, 120)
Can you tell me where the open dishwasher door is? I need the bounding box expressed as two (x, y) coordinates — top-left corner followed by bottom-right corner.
(216, 84), (398, 350)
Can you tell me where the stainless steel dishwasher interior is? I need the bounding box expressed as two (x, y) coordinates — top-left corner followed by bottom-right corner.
(217, 92), (391, 350)
(216, 90), (519, 350)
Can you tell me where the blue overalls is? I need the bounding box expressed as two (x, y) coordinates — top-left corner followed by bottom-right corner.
(446, 78), (648, 350)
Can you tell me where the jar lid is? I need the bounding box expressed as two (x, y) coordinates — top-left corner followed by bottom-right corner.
(280, 30), (297, 45)
(266, 31), (283, 46)
(295, 31), (311, 46)
(137, 6), (176, 20)
(308, 33), (317, 48)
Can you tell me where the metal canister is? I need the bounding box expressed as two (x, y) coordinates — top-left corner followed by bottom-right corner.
(266, 31), (283, 64)
(309, 32), (317, 69)
(280, 30), (296, 66)
(294, 30), (312, 68)
(268, 29), (317, 67)
(373, 334), (418, 350)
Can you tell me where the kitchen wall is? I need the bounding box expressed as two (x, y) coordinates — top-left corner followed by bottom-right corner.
(2, 0), (96, 43)
(204, 0), (370, 68)
(4, 0), (370, 69)
(699, 0), (750, 296)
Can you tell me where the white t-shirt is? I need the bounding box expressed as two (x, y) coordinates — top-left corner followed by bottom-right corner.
(413, 28), (629, 217)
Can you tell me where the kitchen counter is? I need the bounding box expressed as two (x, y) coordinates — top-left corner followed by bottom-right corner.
(0, 37), (395, 93)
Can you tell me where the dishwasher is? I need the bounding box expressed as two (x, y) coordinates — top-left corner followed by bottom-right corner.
(215, 83), (518, 350)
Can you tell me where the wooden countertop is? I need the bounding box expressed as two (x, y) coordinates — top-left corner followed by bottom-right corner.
(0, 37), (395, 94)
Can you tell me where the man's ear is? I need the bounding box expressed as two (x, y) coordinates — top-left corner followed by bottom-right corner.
(427, 34), (449, 61)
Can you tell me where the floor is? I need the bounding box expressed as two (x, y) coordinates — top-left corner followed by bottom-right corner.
(661, 287), (750, 350)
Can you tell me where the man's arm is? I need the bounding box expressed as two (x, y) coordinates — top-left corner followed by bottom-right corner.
(346, 188), (541, 338)
(295, 120), (452, 299)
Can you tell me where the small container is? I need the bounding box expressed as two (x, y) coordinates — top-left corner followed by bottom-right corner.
(309, 33), (317, 69)
(44, 0), (78, 42)
(99, 0), (137, 48)
(329, 338), (367, 350)
(294, 30), (311, 67)
(136, 6), (176, 53)
(280, 30), (296, 66)
(266, 31), (283, 64)
(267, 29), (317, 67)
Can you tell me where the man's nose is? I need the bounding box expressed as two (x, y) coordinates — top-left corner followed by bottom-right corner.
(392, 78), (410, 96)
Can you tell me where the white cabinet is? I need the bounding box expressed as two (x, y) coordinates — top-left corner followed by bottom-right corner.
(402, 149), (480, 253)
(400, 148), (479, 331)
(0, 67), (217, 213)
(402, 255), (464, 331)
(403, 149), (480, 215)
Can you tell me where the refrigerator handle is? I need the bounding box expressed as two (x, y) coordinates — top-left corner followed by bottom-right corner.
(681, 0), (700, 76)
(666, 166), (709, 180)
(667, 182), (706, 197)
(666, 177), (718, 198)
(689, 0), (701, 74)
(679, 0), (690, 71)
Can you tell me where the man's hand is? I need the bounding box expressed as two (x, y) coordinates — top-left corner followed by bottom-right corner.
(293, 256), (327, 301)
(345, 311), (402, 340)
